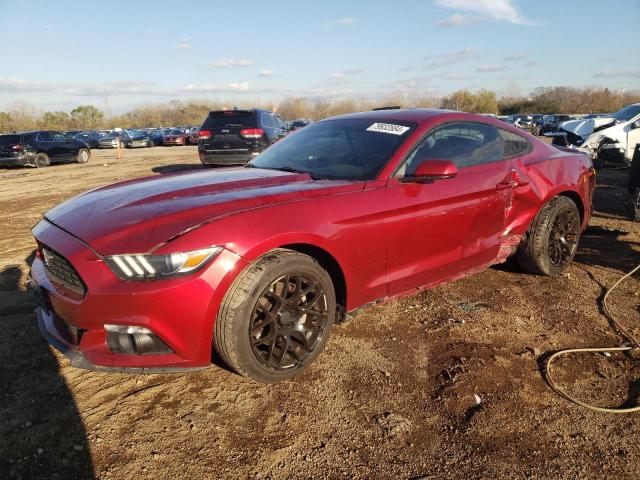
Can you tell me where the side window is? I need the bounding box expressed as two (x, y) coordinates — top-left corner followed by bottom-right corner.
(275, 116), (285, 129)
(51, 132), (67, 142)
(260, 113), (272, 128)
(498, 128), (531, 157)
(38, 132), (53, 141)
(397, 122), (504, 176)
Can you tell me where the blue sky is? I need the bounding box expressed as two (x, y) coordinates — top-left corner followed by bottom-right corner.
(0, 0), (638, 113)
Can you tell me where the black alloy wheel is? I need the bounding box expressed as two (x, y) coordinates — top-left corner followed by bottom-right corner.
(249, 273), (329, 371)
(547, 207), (580, 268)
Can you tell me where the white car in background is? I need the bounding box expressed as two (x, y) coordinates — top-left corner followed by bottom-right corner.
(553, 103), (640, 166)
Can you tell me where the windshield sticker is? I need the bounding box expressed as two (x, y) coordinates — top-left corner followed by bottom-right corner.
(366, 123), (410, 135)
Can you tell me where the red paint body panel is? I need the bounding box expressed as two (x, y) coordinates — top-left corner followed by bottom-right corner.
(31, 109), (594, 370)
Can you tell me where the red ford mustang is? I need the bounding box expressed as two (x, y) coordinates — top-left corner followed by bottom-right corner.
(29, 109), (595, 382)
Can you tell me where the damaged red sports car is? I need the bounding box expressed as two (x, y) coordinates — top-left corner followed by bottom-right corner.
(29, 109), (595, 382)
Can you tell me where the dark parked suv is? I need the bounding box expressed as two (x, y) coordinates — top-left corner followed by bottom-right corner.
(197, 109), (287, 165)
(0, 131), (91, 168)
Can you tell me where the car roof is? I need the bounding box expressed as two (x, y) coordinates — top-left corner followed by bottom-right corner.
(326, 108), (458, 124)
(208, 108), (272, 114)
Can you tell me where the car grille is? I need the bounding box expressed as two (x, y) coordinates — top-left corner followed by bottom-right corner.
(41, 247), (86, 296)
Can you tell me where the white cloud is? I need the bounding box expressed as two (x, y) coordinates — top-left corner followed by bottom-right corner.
(0, 78), (58, 92)
(425, 47), (476, 67)
(594, 70), (640, 79)
(503, 53), (528, 62)
(0, 78), (169, 96)
(208, 59), (253, 68)
(182, 82), (251, 93)
(177, 38), (191, 49)
(476, 64), (506, 73)
(439, 13), (473, 27)
(336, 17), (356, 25)
(328, 69), (364, 81)
(435, 0), (536, 27)
(322, 17), (356, 27)
(258, 69), (274, 77)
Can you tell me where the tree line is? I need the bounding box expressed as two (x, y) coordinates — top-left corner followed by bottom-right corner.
(1, 87), (639, 133)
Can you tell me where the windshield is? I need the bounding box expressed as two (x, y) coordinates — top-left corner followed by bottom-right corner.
(167, 129), (183, 135)
(249, 118), (416, 181)
(612, 104), (640, 122)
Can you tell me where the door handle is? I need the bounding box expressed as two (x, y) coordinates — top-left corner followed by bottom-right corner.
(496, 181), (514, 190)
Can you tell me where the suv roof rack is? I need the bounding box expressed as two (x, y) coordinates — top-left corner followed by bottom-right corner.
(372, 106), (402, 111)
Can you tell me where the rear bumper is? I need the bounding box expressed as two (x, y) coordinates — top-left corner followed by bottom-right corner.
(200, 153), (257, 165)
(0, 154), (31, 166)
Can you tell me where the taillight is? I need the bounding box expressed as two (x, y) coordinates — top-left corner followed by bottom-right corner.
(11, 144), (23, 152)
(240, 128), (264, 139)
(198, 130), (212, 140)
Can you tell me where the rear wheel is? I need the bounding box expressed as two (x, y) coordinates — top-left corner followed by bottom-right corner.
(517, 196), (581, 275)
(632, 188), (640, 222)
(34, 153), (50, 168)
(76, 148), (90, 164)
(215, 249), (336, 383)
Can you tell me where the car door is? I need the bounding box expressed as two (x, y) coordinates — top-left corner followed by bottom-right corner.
(274, 115), (288, 141)
(36, 131), (62, 159)
(626, 113), (640, 162)
(50, 132), (75, 160)
(384, 122), (517, 297)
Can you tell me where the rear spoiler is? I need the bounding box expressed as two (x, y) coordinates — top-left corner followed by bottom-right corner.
(208, 110), (252, 115)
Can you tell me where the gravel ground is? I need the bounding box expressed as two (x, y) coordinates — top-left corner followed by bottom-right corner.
(0, 145), (638, 479)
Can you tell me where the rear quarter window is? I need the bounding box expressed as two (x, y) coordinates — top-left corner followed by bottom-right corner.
(0, 135), (20, 145)
(498, 128), (531, 157)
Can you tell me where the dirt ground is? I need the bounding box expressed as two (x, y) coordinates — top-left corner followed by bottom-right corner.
(1, 145), (638, 479)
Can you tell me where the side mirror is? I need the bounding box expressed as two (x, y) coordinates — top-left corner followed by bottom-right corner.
(631, 120), (640, 129)
(401, 159), (458, 183)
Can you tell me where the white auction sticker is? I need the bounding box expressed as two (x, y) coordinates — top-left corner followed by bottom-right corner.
(366, 123), (410, 135)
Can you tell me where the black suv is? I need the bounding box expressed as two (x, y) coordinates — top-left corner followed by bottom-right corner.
(197, 109), (287, 165)
(0, 131), (91, 168)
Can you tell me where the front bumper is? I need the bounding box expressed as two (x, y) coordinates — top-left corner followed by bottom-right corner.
(34, 305), (207, 373)
(29, 219), (248, 372)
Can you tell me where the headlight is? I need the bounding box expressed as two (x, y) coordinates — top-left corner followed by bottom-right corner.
(105, 247), (222, 280)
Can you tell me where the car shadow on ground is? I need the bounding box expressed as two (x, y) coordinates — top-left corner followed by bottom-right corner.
(0, 252), (94, 479)
(152, 164), (205, 175)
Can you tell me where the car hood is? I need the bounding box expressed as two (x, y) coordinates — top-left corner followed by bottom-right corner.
(560, 117), (616, 138)
(43, 167), (361, 255)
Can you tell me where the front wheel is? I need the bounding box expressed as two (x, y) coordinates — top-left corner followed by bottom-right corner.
(516, 196), (581, 275)
(76, 148), (90, 164)
(215, 249), (336, 383)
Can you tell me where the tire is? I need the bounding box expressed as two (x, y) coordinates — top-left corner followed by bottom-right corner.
(215, 248), (336, 383)
(517, 196), (581, 276)
(147, 139), (154, 147)
(34, 153), (50, 168)
(632, 188), (640, 222)
(76, 148), (90, 164)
